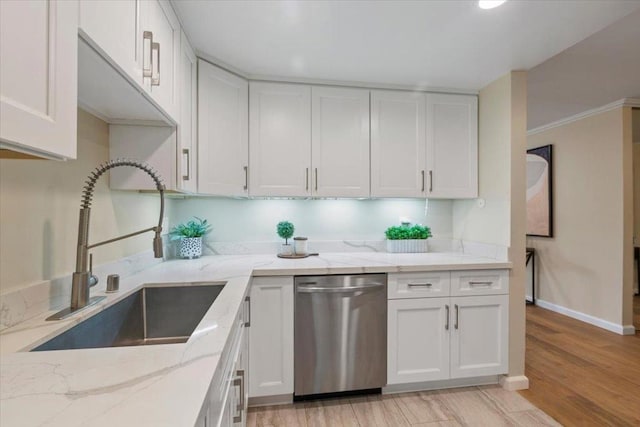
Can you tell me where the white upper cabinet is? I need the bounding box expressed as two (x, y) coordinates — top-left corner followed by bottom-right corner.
(198, 60), (249, 196)
(79, 0), (139, 82)
(311, 87), (370, 198)
(371, 91), (426, 198)
(426, 94), (478, 198)
(0, 0), (78, 159)
(177, 31), (197, 193)
(139, 0), (180, 119)
(249, 82), (311, 197)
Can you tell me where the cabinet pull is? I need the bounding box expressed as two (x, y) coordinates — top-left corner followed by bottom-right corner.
(243, 166), (248, 191)
(454, 304), (459, 329)
(408, 283), (432, 288)
(232, 373), (243, 423)
(429, 170), (433, 192)
(469, 281), (493, 286)
(143, 31), (153, 78)
(236, 369), (246, 413)
(305, 168), (309, 191)
(245, 296), (251, 327)
(182, 149), (190, 181)
(315, 168), (318, 191)
(445, 304), (450, 330)
(421, 170), (425, 192)
(151, 42), (160, 86)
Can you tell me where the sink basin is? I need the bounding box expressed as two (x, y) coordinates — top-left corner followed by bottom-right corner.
(32, 283), (225, 351)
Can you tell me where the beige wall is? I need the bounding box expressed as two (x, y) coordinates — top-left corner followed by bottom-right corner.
(453, 71), (528, 379)
(0, 110), (162, 293)
(527, 107), (633, 326)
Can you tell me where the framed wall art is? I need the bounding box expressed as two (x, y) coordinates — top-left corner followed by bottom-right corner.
(526, 144), (553, 237)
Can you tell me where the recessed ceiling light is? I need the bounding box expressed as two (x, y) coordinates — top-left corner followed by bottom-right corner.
(479, 0), (507, 9)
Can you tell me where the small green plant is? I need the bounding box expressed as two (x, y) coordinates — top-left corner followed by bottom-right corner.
(170, 217), (212, 240)
(385, 224), (432, 240)
(277, 221), (295, 245)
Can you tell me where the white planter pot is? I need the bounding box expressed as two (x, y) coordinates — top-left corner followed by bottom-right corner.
(180, 237), (203, 259)
(279, 243), (293, 256)
(386, 239), (429, 253)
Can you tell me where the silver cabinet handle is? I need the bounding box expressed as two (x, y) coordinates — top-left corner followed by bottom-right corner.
(315, 167), (318, 191)
(244, 296), (251, 327)
(297, 283), (384, 293)
(182, 149), (190, 181)
(421, 170), (425, 192)
(305, 168), (309, 191)
(454, 304), (459, 329)
(232, 373), (243, 423)
(243, 166), (248, 191)
(469, 281), (493, 286)
(151, 42), (160, 86)
(408, 283), (432, 288)
(143, 31), (153, 78)
(445, 304), (450, 330)
(429, 170), (433, 192)
(235, 369), (245, 415)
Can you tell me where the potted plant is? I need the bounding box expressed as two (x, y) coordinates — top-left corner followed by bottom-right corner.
(277, 221), (295, 255)
(385, 223), (432, 253)
(170, 217), (212, 259)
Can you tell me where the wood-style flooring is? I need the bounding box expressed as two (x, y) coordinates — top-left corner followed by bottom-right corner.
(519, 303), (640, 427)
(247, 385), (559, 426)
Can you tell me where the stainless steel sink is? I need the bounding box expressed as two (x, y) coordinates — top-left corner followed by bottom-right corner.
(32, 283), (225, 351)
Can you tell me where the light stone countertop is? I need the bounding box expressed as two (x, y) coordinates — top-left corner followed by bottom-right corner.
(0, 252), (511, 427)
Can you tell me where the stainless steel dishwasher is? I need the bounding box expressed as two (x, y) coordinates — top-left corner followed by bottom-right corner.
(294, 274), (387, 398)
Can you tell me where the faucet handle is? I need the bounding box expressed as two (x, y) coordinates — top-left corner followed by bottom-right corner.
(88, 253), (99, 288)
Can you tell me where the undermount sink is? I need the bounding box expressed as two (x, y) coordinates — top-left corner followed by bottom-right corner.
(32, 283), (225, 352)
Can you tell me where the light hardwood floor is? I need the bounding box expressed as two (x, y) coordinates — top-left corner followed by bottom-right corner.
(247, 385), (559, 426)
(519, 303), (640, 427)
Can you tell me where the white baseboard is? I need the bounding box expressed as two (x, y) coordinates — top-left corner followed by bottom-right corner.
(248, 394), (292, 407)
(536, 299), (636, 335)
(499, 375), (529, 391)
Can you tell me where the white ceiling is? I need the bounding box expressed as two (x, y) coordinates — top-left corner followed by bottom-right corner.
(527, 9), (640, 129)
(173, 0), (640, 92)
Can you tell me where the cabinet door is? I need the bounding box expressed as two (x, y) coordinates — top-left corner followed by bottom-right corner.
(371, 90), (426, 197)
(249, 277), (294, 397)
(177, 31), (197, 193)
(0, 0), (77, 159)
(311, 87), (370, 197)
(426, 94), (478, 198)
(249, 82), (311, 197)
(388, 298), (450, 384)
(198, 60), (249, 196)
(79, 0), (139, 81)
(139, 0), (179, 119)
(450, 295), (508, 379)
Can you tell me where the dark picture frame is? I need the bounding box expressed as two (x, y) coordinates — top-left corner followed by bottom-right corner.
(526, 144), (553, 237)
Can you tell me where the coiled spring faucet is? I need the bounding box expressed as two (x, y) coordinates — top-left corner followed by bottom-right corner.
(47, 159), (165, 321)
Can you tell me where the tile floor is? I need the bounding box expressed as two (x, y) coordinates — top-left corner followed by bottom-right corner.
(247, 385), (561, 426)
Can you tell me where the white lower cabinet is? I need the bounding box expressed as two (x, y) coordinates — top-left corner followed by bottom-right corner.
(387, 270), (509, 386)
(248, 276), (294, 398)
(197, 295), (250, 427)
(388, 298), (450, 384)
(450, 295), (509, 379)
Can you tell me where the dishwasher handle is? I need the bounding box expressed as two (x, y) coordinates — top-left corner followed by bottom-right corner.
(297, 283), (385, 293)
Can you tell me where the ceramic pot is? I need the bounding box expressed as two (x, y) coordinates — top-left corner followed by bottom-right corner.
(386, 239), (429, 253)
(280, 243), (293, 256)
(180, 237), (203, 259)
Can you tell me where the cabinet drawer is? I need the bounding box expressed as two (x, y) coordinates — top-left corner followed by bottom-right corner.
(388, 272), (450, 299)
(451, 270), (508, 296)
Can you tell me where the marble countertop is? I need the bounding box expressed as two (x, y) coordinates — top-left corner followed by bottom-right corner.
(0, 252), (511, 427)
